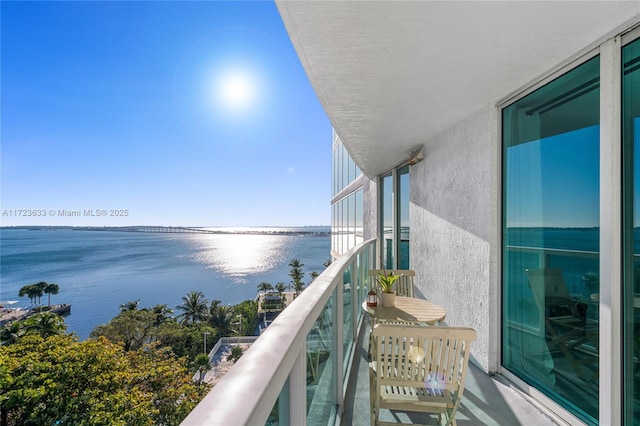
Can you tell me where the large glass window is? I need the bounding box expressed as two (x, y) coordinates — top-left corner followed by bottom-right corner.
(355, 190), (363, 246)
(381, 174), (394, 268)
(623, 36), (640, 425)
(502, 56), (600, 423)
(380, 167), (411, 270)
(397, 165), (410, 269)
(331, 135), (363, 258)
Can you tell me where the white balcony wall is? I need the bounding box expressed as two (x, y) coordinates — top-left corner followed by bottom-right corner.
(362, 177), (378, 241)
(410, 105), (499, 373)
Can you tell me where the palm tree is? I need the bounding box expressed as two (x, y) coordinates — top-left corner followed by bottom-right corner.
(18, 284), (40, 305)
(289, 258), (304, 270)
(194, 353), (211, 384)
(149, 304), (173, 326)
(293, 280), (305, 296)
(275, 282), (286, 293)
(289, 259), (305, 295)
(32, 281), (47, 306)
(209, 303), (235, 337)
(18, 284), (33, 304)
(323, 259), (332, 268)
(44, 282), (60, 306)
(119, 299), (140, 312)
(23, 312), (66, 338)
(176, 291), (209, 325)
(257, 282), (273, 295)
(0, 321), (23, 344)
(309, 271), (320, 282)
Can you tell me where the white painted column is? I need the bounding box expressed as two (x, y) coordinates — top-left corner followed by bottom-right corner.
(289, 347), (307, 426)
(599, 35), (622, 426)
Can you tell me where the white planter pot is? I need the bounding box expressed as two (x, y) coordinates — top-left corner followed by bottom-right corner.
(381, 292), (396, 308)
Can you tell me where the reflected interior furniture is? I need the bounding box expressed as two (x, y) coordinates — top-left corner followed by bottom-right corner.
(368, 269), (416, 297)
(307, 328), (330, 383)
(307, 304), (332, 383)
(526, 268), (598, 379)
(369, 323), (477, 426)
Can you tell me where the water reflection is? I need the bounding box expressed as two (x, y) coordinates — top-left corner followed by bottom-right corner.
(187, 234), (289, 281)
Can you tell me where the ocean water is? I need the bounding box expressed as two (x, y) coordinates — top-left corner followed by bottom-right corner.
(0, 227), (331, 339)
(505, 227), (601, 295)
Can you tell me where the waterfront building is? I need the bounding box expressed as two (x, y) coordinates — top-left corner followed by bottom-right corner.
(184, 3), (640, 425)
(331, 131), (364, 259)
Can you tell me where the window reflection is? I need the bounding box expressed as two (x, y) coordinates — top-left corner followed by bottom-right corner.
(381, 174), (394, 268)
(502, 56), (600, 422)
(623, 36), (640, 425)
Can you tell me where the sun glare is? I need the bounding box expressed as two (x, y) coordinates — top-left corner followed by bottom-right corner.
(217, 72), (255, 110)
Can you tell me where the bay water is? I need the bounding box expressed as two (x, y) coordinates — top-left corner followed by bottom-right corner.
(0, 227), (331, 339)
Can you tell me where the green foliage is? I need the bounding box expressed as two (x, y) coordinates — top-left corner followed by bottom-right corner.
(148, 303), (173, 326)
(44, 282), (59, 306)
(91, 309), (156, 351)
(257, 282), (273, 294)
(119, 299), (140, 312)
(0, 321), (24, 345)
(193, 353), (211, 384)
(18, 281), (60, 307)
(176, 291), (209, 325)
(227, 346), (243, 363)
(0, 335), (208, 425)
(234, 300), (258, 336)
(375, 270), (401, 293)
(208, 302), (235, 337)
(22, 312), (66, 338)
(156, 322), (216, 362)
(289, 258), (305, 295)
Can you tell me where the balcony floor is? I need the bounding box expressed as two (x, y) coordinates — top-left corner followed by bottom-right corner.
(341, 320), (562, 426)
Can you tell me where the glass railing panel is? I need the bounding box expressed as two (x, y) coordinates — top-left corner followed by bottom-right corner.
(343, 264), (354, 372)
(182, 239), (377, 426)
(267, 395), (282, 425)
(307, 292), (335, 425)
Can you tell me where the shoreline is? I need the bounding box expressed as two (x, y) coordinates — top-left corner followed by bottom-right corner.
(0, 225), (331, 237)
(0, 303), (71, 326)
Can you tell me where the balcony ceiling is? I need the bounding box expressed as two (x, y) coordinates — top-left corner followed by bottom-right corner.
(277, 1), (639, 177)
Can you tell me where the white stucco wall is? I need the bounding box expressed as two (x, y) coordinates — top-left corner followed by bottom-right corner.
(362, 177), (378, 242)
(410, 105), (499, 373)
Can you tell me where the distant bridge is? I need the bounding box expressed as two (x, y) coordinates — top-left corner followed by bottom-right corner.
(79, 226), (329, 236)
(106, 226), (216, 234)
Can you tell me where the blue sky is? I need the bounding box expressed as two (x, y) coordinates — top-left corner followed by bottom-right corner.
(1, 1), (331, 227)
(506, 125), (600, 228)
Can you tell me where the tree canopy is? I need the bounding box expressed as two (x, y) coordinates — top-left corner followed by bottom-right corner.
(0, 334), (207, 426)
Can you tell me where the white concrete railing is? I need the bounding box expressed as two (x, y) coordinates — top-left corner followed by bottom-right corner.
(181, 239), (376, 426)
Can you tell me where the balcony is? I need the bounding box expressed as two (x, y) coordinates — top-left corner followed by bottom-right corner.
(182, 239), (560, 425)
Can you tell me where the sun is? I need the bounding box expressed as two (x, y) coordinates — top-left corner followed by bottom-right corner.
(217, 72), (255, 110)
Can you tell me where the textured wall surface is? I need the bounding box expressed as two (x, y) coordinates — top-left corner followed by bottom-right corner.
(410, 105), (498, 373)
(362, 177), (378, 242)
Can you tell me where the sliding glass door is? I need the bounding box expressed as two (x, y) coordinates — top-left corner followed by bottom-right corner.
(502, 56), (600, 423)
(380, 165), (410, 270)
(623, 35), (640, 426)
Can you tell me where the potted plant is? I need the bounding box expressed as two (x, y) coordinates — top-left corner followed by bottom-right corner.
(375, 270), (400, 307)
